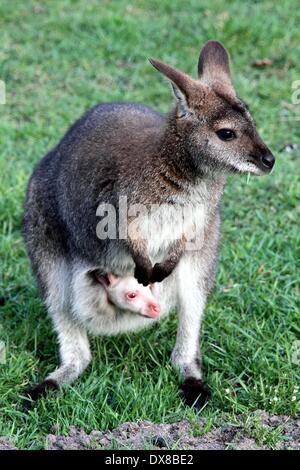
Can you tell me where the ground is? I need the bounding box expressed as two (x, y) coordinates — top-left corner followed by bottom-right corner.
(0, 0), (299, 450)
(2, 412), (300, 450)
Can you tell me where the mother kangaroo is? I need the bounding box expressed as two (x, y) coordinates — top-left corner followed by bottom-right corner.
(23, 41), (275, 407)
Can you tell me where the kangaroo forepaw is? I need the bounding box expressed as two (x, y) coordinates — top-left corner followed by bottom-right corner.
(180, 377), (210, 410)
(134, 263), (152, 286)
(23, 379), (59, 411)
(150, 262), (172, 283)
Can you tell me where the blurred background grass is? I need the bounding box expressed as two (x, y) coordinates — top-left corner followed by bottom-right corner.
(0, 0), (299, 449)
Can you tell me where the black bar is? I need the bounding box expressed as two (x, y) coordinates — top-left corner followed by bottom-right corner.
(0, 449), (298, 467)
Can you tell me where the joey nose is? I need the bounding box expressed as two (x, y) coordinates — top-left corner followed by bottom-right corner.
(261, 152), (275, 170)
(148, 303), (161, 318)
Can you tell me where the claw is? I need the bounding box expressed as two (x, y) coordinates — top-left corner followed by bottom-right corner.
(180, 377), (211, 410)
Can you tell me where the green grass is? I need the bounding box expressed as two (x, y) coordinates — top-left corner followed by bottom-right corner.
(0, 0), (299, 450)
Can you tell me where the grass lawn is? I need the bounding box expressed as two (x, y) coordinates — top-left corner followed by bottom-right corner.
(0, 0), (299, 450)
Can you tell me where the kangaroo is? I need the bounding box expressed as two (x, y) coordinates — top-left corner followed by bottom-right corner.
(23, 40), (275, 408)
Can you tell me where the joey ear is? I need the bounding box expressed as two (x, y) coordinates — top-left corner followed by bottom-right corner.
(106, 273), (119, 287)
(149, 58), (195, 117)
(198, 40), (233, 90)
(95, 272), (119, 289)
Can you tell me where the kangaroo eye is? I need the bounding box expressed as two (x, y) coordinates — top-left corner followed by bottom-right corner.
(126, 292), (137, 300)
(216, 129), (236, 141)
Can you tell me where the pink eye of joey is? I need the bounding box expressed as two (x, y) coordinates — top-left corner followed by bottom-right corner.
(126, 292), (137, 300)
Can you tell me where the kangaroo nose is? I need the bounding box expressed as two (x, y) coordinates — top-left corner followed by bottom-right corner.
(261, 152), (275, 169)
(148, 303), (161, 318)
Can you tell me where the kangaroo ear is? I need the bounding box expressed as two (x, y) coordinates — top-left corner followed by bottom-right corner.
(198, 40), (232, 89)
(149, 58), (195, 117)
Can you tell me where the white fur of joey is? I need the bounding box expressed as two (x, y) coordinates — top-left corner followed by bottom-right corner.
(97, 273), (161, 319)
